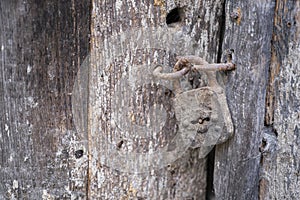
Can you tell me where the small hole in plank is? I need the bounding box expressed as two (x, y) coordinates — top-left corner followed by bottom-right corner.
(117, 140), (124, 149)
(74, 149), (84, 159)
(166, 7), (182, 25)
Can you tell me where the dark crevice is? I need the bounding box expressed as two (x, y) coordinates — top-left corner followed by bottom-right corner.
(217, 1), (227, 63)
(205, 1), (227, 199)
(206, 147), (216, 200)
(75, 149), (84, 159)
(166, 7), (183, 25)
(86, 1), (93, 199)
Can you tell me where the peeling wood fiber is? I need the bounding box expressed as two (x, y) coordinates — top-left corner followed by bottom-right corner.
(260, 1), (300, 199)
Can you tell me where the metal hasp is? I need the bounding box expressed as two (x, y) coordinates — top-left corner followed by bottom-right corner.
(153, 50), (236, 157)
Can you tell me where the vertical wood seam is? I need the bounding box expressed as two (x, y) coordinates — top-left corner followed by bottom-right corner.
(206, 0), (227, 199)
(259, 0), (280, 199)
(86, 1), (93, 199)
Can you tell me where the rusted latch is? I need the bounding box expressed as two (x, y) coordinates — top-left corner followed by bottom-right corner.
(153, 50), (236, 157)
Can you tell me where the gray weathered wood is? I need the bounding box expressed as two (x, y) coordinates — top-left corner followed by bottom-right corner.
(260, 1), (300, 199)
(1, 0), (300, 199)
(0, 1), (91, 199)
(88, 0), (224, 199)
(213, 0), (275, 199)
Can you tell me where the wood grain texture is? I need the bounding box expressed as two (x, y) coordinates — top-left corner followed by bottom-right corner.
(0, 0), (91, 199)
(3, 0), (299, 199)
(260, 1), (300, 199)
(89, 0), (224, 199)
(213, 0), (275, 199)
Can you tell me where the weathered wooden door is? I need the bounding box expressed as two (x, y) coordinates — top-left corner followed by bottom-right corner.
(1, 0), (299, 199)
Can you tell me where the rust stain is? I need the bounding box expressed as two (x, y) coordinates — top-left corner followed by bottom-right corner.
(273, 0), (281, 28)
(259, 178), (269, 200)
(236, 8), (242, 25)
(264, 0), (283, 126)
(120, 184), (138, 200)
(230, 8), (242, 25)
(154, 0), (165, 7)
(129, 111), (136, 123)
(265, 46), (280, 125)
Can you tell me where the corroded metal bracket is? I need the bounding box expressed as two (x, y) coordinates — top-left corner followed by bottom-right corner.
(153, 50), (236, 157)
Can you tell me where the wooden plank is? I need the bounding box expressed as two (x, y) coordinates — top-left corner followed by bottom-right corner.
(260, 1), (300, 199)
(88, 0), (224, 199)
(0, 1), (91, 198)
(214, 0), (275, 199)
